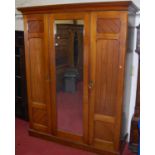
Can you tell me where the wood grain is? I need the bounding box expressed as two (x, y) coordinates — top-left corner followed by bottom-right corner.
(29, 129), (120, 155)
(97, 18), (121, 33)
(29, 38), (45, 102)
(95, 39), (119, 116)
(18, 1), (138, 14)
(23, 14), (51, 134)
(28, 20), (44, 33)
(89, 11), (128, 152)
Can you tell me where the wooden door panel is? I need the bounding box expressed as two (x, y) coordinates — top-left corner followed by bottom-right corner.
(28, 20), (44, 33)
(32, 107), (48, 132)
(94, 121), (114, 142)
(29, 38), (45, 102)
(95, 39), (119, 116)
(97, 18), (121, 33)
(89, 11), (128, 152)
(24, 14), (51, 133)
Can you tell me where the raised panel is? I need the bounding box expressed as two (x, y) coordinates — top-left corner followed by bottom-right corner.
(97, 18), (121, 33)
(29, 38), (45, 103)
(28, 20), (44, 33)
(32, 108), (48, 126)
(94, 121), (114, 142)
(93, 139), (114, 151)
(95, 39), (119, 116)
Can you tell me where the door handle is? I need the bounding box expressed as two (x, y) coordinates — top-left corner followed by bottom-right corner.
(88, 80), (94, 89)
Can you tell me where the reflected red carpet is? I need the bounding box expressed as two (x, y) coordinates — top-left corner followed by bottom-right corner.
(57, 82), (83, 134)
(15, 118), (136, 155)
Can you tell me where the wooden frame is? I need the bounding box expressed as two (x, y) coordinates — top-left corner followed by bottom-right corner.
(49, 12), (90, 144)
(29, 128), (121, 155)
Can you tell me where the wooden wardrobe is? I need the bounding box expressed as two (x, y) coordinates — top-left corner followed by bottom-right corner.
(18, 1), (138, 155)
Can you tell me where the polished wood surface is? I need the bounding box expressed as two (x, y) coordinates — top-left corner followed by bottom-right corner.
(24, 14), (52, 133)
(21, 1), (134, 154)
(18, 1), (138, 14)
(29, 129), (120, 155)
(89, 11), (128, 152)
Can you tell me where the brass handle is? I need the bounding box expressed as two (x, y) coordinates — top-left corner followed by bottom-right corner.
(88, 80), (94, 89)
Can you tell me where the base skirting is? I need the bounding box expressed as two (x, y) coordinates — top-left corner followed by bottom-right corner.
(29, 128), (121, 155)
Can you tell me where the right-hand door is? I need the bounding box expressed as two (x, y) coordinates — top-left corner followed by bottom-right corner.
(89, 11), (128, 152)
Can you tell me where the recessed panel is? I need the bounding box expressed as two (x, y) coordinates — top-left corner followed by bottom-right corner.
(97, 18), (121, 33)
(32, 108), (48, 126)
(29, 38), (45, 103)
(94, 121), (114, 142)
(95, 39), (119, 116)
(28, 20), (44, 33)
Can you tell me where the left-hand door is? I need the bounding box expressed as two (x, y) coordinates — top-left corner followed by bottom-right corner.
(24, 14), (52, 133)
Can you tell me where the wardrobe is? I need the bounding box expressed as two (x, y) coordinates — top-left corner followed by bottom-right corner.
(18, 1), (138, 155)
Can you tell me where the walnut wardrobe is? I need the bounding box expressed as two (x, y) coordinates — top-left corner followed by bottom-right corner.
(18, 1), (138, 155)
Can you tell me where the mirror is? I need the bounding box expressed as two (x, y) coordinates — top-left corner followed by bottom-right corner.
(54, 20), (84, 135)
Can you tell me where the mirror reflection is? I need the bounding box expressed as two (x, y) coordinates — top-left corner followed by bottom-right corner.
(55, 20), (84, 135)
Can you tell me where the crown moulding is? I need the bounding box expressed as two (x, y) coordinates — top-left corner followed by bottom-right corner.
(17, 1), (139, 15)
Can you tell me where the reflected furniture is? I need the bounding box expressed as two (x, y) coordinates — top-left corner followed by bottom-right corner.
(55, 24), (83, 91)
(18, 1), (139, 155)
(15, 31), (28, 120)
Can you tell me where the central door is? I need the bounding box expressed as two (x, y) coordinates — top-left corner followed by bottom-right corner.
(49, 13), (90, 143)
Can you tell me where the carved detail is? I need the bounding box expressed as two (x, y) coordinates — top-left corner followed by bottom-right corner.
(97, 18), (121, 33)
(32, 108), (48, 126)
(28, 20), (44, 33)
(94, 121), (114, 142)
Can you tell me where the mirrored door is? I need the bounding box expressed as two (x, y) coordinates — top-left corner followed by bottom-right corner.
(54, 19), (84, 135)
(49, 13), (89, 141)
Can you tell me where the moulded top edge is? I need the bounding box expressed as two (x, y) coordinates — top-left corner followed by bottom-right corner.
(17, 1), (139, 15)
